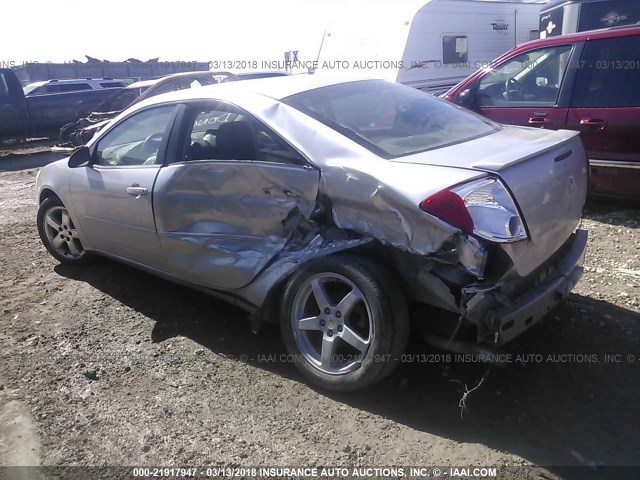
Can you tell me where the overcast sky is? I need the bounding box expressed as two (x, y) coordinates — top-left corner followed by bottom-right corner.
(1, 0), (385, 66)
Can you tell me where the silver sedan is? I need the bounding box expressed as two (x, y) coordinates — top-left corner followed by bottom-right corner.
(36, 76), (588, 391)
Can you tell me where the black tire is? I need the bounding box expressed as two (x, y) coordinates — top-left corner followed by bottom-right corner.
(280, 254), (409, 392)
(37, 196), (93, 266)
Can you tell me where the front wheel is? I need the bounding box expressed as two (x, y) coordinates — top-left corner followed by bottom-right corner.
(280, 255), (409, 391)
(37, 196), (93, 265)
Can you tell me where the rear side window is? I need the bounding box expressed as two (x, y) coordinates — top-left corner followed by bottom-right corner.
(100, 82), (124, 88)
(58, 83), (92, 92)
(182, 103), (306, 165)
(35, 83), (93, 94)
(571, 36), (640, 108)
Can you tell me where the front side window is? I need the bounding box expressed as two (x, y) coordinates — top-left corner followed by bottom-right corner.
(572, 36), (640, 108)
(182, 103), (305, 164)
(283, 80), (497, 159)
(443, 36), (468, 65)
(94, 105), (176, 166)
(476, 44), (573, 107)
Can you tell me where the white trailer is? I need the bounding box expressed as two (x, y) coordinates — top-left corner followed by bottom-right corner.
(316, 0), (546, 93)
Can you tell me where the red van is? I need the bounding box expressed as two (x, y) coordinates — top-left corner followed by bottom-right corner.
(444, 26), (640, 200)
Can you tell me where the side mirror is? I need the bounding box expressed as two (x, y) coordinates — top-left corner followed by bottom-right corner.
(68, 146), (91, 168)
(455, 88), (475, 109)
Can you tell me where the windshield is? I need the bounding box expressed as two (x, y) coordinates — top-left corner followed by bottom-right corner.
(283, 80), (497, 158)
(95, 86), (149, 113)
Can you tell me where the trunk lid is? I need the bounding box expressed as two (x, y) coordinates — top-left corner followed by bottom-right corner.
(395, 126), (588, 276)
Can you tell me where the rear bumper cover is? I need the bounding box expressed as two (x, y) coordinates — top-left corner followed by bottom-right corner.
(474, 229), (588, 345)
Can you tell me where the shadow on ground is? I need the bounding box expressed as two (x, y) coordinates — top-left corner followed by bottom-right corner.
(0, 150), (65, 172)
(55, 257), (640, 479)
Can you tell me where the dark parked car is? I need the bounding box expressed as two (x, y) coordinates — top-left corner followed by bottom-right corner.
(444, 26), (640, 200)
(0, 69), (123, 144)
(37, 76), (588, 391)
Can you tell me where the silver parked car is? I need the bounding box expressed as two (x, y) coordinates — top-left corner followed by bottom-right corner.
(36, 76), (588, 391)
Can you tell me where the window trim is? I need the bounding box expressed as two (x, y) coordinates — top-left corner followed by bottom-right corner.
(442, 35), (469, 65)
(474, 42), (580, 109)
(90, 103), (181, 169)
(168, 99), (316, 168)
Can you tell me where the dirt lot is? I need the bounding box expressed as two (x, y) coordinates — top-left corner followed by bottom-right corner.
(0, 152), (638, 479)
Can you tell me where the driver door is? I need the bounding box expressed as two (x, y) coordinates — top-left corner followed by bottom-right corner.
(69, 104), (180, 271)
(472, 44), (576, 129)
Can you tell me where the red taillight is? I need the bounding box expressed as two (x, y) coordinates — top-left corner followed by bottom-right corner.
(419, 189), (474, 233)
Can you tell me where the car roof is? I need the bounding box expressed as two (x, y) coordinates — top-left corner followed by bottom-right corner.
(140, 73), (381, 106)
(233, 70), (290, 77)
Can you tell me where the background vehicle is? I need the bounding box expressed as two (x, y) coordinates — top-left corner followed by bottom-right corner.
(60, 70), (290, 146)
(37, 76), (587, 391)
(317, 0), (544, 94)
(0, 69), (122, 143)
(59, 71), (236, 146)
(23, 78), (129, 96)
(540, 0), (640, 38)
(12, 60), (211, 85)
(444, 26), (640, 200)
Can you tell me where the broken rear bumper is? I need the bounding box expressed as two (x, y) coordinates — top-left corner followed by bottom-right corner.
(471, 229), (588, 345)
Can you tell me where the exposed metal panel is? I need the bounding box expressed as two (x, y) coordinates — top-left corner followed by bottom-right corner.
(153, 160), (320, 289)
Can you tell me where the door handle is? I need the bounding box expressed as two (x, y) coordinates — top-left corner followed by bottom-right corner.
(580, 118), (607, 129)
(528, 117), (553, 126)
(126, 184), (148, 196)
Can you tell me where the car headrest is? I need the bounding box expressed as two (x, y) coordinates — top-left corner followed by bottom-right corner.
(215, 121), (256, 160)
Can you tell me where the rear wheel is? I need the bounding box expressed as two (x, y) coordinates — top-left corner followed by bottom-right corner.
(37, 196), (92, 265)
(280, 255), (409, 391)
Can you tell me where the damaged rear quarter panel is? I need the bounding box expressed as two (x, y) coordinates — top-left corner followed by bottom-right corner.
(247, 98), (489, 257)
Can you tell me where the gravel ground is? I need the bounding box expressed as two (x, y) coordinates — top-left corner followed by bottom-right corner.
(0, 152), (638, 480)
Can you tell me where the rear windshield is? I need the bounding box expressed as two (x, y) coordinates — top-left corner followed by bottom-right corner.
(283, 80), (497, 158)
